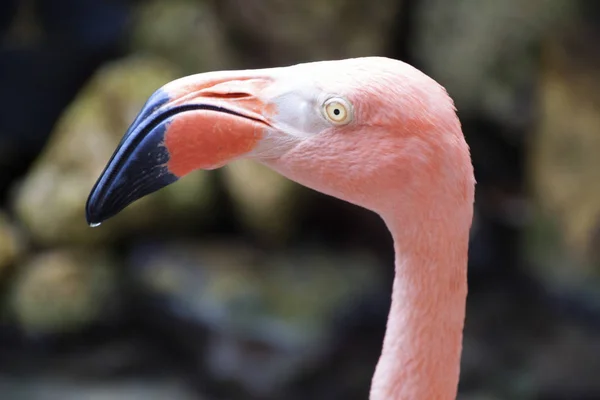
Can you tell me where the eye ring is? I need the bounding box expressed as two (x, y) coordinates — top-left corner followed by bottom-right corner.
(322, 97), (353, 125)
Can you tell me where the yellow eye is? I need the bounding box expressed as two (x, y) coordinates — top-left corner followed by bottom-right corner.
(323, 98), (352, 125)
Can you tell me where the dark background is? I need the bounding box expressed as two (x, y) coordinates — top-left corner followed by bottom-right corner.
(0, 1), (599, 399)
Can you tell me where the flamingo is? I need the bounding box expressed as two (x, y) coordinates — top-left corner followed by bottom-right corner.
(86, 57), (475, 400)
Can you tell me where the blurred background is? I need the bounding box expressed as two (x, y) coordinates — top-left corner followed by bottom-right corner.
(0, 0), (599, 399)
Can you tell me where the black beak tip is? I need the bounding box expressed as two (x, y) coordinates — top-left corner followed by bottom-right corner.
(85, 193), (106, 227)
(85, 207), (99, 227)
(84, 88), (179, 227)
(84, 165), (179, 227)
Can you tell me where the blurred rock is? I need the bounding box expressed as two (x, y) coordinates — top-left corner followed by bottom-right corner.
(528, 325), (600, 398)
(12, 56), (216, 246)
(413, 0), (568, 127)
(8, 249), (119, 335)
(458, 395), (500, 400)
(212, 0), (400, 68)
(131, 0), (235, 74)
(0, 211), (24, 276)
(0, 375), (200, 400)
(127, 240), (384, 397)
(528, 10), (600, 280)
(222, 160), (308, 244)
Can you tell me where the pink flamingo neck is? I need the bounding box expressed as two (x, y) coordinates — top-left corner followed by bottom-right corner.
(370, 205), (471, 400)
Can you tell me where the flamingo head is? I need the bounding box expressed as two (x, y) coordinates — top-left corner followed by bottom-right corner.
(86, 57), (473, 226)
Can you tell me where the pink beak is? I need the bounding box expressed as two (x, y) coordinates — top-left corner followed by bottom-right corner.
(86, 72), (276, 225)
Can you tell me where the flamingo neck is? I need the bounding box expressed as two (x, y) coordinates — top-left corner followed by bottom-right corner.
(370, 208), (470, 400)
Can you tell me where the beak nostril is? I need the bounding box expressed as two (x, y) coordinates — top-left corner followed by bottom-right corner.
(195, 77), (271, 100)
(200, 91), (253, 99)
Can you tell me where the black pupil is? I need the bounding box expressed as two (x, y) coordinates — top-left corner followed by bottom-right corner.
(333, 108), (340, 115)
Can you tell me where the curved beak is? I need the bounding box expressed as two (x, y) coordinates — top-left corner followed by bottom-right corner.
(85, 72), (275, 226)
